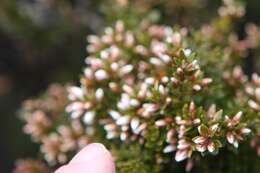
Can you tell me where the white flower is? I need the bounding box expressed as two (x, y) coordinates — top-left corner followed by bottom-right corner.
(130, 118), (140, 131)
(202, 78), (213, 85)
(84, 68), (93, 79)
(68, 86), (84, 100)
(150, 57), (163, 66)
(87, 35), (99, 44)
(120, 64), (134, 75)
(132, 123), (147, 135)
(155, 120), (166, 127)
(83, 111), (95, 125)
(145, 77), (155, 85)
(159, 54), (171, 63)
(130, 99), (140, 107)
(183, 48), (192, 56)
(95, 69), (108, 80)
(111, 62), (119, 71)
(161, 76), (169, 83)
(240, 128), (251, 134)
(108, 110), (121, 120)
(248, 100), (259, 110)
(158, 84), (166, 95)
(117, 93), (131, 110)
(122, 85), (134, 95)
(100, 50), (109, 59)
(163, 145), (176, 153)
(95, 88), (104, 100)
(141, 103), (159, 117)
(106, 131), (117, 139)
(193, 84), (201, 91)
(104, 124), (117, 131)
(175, 150), (189, 162)
(120, 132), (128, 141)
(227, 132), (235, 144)
(116, 116), (130, 126)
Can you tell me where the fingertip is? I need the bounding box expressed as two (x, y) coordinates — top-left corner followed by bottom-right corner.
(69, 143), (112, 164)
(54, 143), (115, 173)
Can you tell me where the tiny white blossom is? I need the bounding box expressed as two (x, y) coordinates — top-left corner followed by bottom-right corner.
(95, 88), (104, 100)
(116, 116), (130, 126)
(183, 48), (192, 56)
(95, 69), (108, 80)
(163, 145), (176, 153)
(83, 111), (95, 125)
(130, 118), (140, 131)
(120, 64), (134, 75)
(108, 110), (121, 120)
(155, 120), (166, 127)
(145, 77), (155, 85)
(68, 86), (84, 100)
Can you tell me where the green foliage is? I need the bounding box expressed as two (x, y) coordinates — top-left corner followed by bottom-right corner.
(113, 144), (160, 173)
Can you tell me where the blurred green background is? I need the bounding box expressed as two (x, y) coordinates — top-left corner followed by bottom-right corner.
(0, 0), (259, 172)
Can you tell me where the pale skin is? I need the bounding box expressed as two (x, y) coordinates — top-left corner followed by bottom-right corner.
(55, 143), (115, 173)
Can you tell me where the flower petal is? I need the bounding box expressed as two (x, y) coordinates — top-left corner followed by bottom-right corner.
(240, 128), (251, 134)
(196, 144), (207, 152)
(233, 111), (243, 123)
(227, 132), (235, 144)
(209, 123), (219, 135)
(177, 139), (190, 150)
(207, 141), (215, 153)
(175, 150), (189, 162)
(192, 136), (207, 144)
(198, 124), (209, 136)
(163, 145), (176, 153)
(130, 118), (140, 131)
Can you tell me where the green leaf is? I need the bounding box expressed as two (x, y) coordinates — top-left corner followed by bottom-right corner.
(213, 110), (223, 122)
(198, 124), (209, 136)
(214, 139), (222, 148)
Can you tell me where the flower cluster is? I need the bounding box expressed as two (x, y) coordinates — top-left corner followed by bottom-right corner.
(67, 20), (211, 143)
(116, 0), (204, 9)
(17, 17), (260, 172)
(161, 102), (252, 164)
(66, 21), (258, 170)
(223, 63), (260, 155)
(246, 74), (260, 111)
(40, 119), (89, 164)
(13, 159), (49, 173)
(20, 84), (90, 164)
(245, 24), (260, 49)
(218, 0), (245, 18)
(251, 132), (260, 156)
(21, 84), (67, 141)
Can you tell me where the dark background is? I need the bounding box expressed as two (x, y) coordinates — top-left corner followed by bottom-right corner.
(0, 0), (259, 172)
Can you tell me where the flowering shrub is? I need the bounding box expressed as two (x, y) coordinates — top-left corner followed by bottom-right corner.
(14, 0), (260, 173)
(65, 20), (259, 172)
